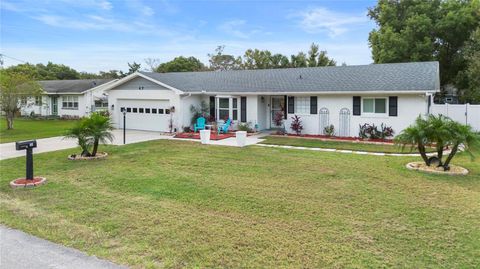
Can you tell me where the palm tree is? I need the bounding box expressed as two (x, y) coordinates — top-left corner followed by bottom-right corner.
(442, 121), (479, 170)
(425, 114), (452, 166)
(65, 119), (92, 157)
(394, 116), (430, 165)
(85, 112), (114, 156)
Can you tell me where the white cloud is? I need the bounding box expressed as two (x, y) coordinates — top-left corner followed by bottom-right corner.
(218, 19), (269, 39)
(125, 0), (155, 17)
(294, 7), (368, 37)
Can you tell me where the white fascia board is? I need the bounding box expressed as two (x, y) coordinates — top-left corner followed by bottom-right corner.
(187, 90), (438, 95)
(103, 72), (184, 95)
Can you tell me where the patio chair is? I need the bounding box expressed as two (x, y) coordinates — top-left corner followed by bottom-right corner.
(194, 117), (206, 132)
(217, 118), (231, 134)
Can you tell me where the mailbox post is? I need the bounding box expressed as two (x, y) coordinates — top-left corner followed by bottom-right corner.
(15, 140), (37, 180)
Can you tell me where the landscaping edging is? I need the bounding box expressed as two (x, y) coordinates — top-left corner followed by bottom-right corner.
(406, 162), (469, 175)
(10, 177), (47, 188)
(68, 152), (108, 160)
(256, 143), (451, 157)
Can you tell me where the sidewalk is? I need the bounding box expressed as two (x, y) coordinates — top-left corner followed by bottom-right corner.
(0, 225), (127, 269)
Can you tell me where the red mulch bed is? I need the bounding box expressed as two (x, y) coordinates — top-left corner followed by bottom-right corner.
(12, 177), (45, 185)
(174, 132), (236, 140)
(277, 133), (395, 144)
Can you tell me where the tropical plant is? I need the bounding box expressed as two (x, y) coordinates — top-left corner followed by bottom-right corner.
(442, 121), (479, 170)
(237, 122), (253, 132)
(65, 119), (92, 157)
(290, 115), (303, 135)
(324, 124), (335, 136)
(394, 116), (431, 165)
(273, 111), (284, 127)
(65, 112), (114, 157)
(359, 123), (394, 140)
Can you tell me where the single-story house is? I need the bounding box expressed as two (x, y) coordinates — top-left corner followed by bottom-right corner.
(105, 61), (440, 137)
(21, 79), (117, 117)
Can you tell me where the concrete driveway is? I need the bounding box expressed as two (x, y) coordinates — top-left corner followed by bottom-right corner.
(0, 130), (171, 160)
(0, 225), (127, 269)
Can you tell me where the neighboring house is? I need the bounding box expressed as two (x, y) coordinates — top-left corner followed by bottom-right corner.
(105, 61), (440, 136)
(21, 79), (117, 117)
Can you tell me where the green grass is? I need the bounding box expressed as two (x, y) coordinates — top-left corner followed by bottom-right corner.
(261, 135), (435, 153)
(1, 140), (479, 268)
(0, 117), (79, 143)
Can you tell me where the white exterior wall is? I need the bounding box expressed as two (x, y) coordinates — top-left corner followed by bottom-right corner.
(107, 77), (181, 131)
(282, 93), (427, 137)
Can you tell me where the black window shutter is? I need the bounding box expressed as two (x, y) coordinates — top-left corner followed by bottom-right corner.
(389, 96), (398, 116)
(310, 96), (317, 114)
(288, 96), (295, 114)
(353, 96), (361, 116)
(209, 96), (215, 118)
(240, 96), (247, 122)
(283, 95), (287, 119)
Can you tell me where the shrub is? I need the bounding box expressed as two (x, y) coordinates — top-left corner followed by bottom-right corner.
(183, 126), (192, 133)
(290, 115), (303, 135)
(237, 122), (253, 132)
(273, 111), (284, 127)
(324, 124), (335, 136)
(359, 123), (394, 140)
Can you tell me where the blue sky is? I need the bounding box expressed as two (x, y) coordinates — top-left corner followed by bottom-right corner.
(1, 0), (377, 73)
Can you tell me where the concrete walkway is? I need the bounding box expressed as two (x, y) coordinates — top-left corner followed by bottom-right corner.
(0, 225), (127, 269)
(0, 130), (171, 160)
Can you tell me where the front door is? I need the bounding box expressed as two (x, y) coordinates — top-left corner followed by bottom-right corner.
(51, 96), (58, 115)
(270, 96), (285, 128)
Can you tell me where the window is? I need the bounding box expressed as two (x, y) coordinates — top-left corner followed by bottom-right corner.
(120, 107), (125, 112)
(152, 108), (157, 114)
(20, 97), (27, 105)
(62, 96), (79, 109)
(126, 107), (132, 113)
(219, 98), (229, 120)
(95, 100), (108, 108)
(165, 109), (170, 114)
(139, 108), (144, 113)
(145, 108), (150, 113)
(232, 98), (238, 120)
(294, 97), (310, 114)
(363, 98), (386, 114)
(133, 108), (138, 113)
(35, 96), (42, 106)
(159, 109), (164, 114)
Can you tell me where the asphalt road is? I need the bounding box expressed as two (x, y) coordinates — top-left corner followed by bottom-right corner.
(0, 225), (127, 269)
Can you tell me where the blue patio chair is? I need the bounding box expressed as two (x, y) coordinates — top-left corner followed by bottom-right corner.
(217, 118), (231, 134)
(194, 117), (206, 132)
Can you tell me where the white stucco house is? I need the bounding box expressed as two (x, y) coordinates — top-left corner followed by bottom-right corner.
(104, 61), (440, 137)
(21, 79), (117, 117)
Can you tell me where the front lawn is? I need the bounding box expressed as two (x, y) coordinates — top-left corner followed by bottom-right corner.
(0, 140), (479, 268)
(261, 135), (435, 153)
(0, 117), (79, 143)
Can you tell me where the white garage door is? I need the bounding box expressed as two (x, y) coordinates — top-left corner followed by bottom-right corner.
(118, 99), (171, 132)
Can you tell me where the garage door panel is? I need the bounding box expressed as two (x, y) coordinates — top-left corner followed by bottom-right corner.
(118, 99), (170, 132)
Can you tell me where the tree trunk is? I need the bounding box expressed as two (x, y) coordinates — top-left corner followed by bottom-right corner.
(91, 139), (99, 156)
(418, 142), (429, 165)
(6, 112), (14, 129)
(436, 145), (443, 167)
(443, 144), (459, 170)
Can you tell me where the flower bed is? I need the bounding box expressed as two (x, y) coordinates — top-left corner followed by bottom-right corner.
(275, 133), (395, 145)
(68, 152), (108, 160)
(10, 177), (47, 188)
(406, 162), (468, 175)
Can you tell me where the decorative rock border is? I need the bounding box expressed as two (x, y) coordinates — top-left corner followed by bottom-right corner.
(68, 152), (108, 160)
(10, 177), (47, 188)
(406, 161), (469, 176)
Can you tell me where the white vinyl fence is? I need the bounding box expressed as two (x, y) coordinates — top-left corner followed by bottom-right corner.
(431, 103), (480, 131)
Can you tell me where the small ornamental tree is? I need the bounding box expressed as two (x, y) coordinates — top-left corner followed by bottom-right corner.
(273, 111), (284, 127)
(0, 70), (42, 129)
(290, 115), (303, 135)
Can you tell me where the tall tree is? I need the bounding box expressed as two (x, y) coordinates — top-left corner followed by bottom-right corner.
(290, 52), (307, 68)
(307, 43), (319, 67)
(125, 62), (141, 76)
(456, 27), (480, 103)
(317, 51), (336, 66)
(208, 45), (241, 71)
(0, 70), (42, 129)
(368, 0), (480, 99)
(156, 56), (205, 73)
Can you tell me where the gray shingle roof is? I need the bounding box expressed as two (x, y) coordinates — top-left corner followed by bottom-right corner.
(139, 61), (439, 93)
(38, 79), (115, 94)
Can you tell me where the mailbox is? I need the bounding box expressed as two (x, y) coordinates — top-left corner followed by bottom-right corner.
(16, 140), (37, 151)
